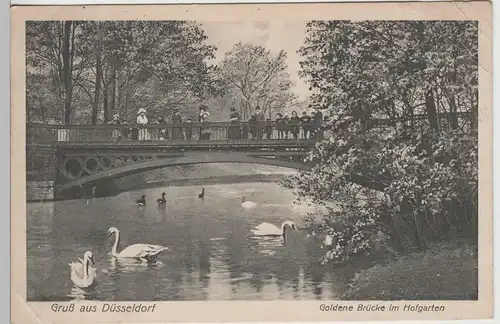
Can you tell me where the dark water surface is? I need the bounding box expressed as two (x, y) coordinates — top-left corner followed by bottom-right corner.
(27, 182), (350, 301)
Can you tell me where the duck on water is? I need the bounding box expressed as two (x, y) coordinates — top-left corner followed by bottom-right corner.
(157, 192), (166, 205)
(136, 195), (146, 206)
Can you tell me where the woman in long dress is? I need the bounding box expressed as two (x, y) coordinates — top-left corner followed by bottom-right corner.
(136, 108), (149, 141)
(198, 105), (211, 140)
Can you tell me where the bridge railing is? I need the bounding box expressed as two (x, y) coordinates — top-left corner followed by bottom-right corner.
(26, 112), (474, 144)
(26, 121), (326, 144)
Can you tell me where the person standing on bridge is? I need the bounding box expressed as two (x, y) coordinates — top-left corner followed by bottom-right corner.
(185, 116), (193, 140)
(248, 113), (257, 139)
(156, 115), (168, 140)
(137, 108), (150, 141)
(289, 111), (300, 140)
(300, 111), (312, 139)
(255, 106), (265, 139)
(265, 118), (273, 139)
(275, 113), (284, 139)
(172, 109), (184, 140)
(228, 107), (241, 140)
(198, 105), (211, 140)
(109, 114), (122, 141)
(282, 113), (290, 139)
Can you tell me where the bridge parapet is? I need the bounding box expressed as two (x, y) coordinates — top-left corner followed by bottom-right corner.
(27, 121), (326, 144)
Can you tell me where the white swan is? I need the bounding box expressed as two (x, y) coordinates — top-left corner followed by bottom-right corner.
(107, 227), (169, 263)
(68, 251), (96, 289)
(241, 197), (257, 208)
(251, 220), (298, 237)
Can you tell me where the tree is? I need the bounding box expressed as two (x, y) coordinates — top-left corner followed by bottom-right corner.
(26, 21), (221, 124)
(283, 21), (478, 265)
(26, 21), (85, 123)
(218, 42), (296, 120)
(298, 21), (477, 132)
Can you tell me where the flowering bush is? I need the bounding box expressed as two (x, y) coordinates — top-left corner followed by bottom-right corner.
(282, 20), (478, 265)
(282, 125), (478, 264)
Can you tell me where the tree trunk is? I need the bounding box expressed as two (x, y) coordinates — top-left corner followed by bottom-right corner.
(449, 95), (459, 130)
(415, 22), (439, 133)
(103, 82), (109, 123)
(62, 21), (73, 124)
(448, 56), (459, 130)
(116, 68), (121, 116)
(471, 88), (478, 130)
(92, 47), (102, 125)
(124, 64), (130, 120)
(425, 90), (439, 132)
(40, 104), (45, 121)
(111, 67), (117, 113)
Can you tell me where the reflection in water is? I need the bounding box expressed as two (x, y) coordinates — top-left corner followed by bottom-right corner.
(68, 285), (98, 301)
(27, 182), (351, 301)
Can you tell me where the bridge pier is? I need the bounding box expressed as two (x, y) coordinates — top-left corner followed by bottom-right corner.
(27, 181), (55, 201)
(26, 145), (59, 201)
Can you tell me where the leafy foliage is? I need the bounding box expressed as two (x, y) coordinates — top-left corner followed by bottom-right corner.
(283, 21), (478, 264)
(26, 21), (221, 124)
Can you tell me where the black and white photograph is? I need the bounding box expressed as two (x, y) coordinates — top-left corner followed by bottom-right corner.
(24, 16), (481, 304)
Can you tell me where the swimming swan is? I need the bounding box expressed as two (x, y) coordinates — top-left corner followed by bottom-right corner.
(251, 220), (298, 237)
(136, 195), (146, 206)
(157, 192), (166, 204)
(107, 227), (169, 262)
(241, 197), (257, 208)
(69, 251), (96, 289)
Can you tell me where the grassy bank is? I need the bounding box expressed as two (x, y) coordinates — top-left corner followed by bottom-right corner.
(342, 239), (478, 300)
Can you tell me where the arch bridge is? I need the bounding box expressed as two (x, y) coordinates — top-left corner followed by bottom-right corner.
(27, 121), (321, 197)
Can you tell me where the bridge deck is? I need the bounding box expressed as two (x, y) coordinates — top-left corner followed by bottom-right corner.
(29, 139), (317, 150)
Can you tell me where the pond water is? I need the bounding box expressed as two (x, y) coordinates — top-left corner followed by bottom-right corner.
(27, 182), (350, 301)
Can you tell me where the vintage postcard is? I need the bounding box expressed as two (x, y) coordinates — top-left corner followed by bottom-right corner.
(11, 1), (493, 323)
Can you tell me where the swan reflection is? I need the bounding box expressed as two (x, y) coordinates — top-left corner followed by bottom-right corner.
(108, 256), (165, 275)
(67, 285), (97, 301)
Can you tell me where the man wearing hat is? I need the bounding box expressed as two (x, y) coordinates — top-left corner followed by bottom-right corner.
(255, 105), (265, 139)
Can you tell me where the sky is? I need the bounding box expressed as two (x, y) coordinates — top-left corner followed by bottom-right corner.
(201, 21), (312, 101)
